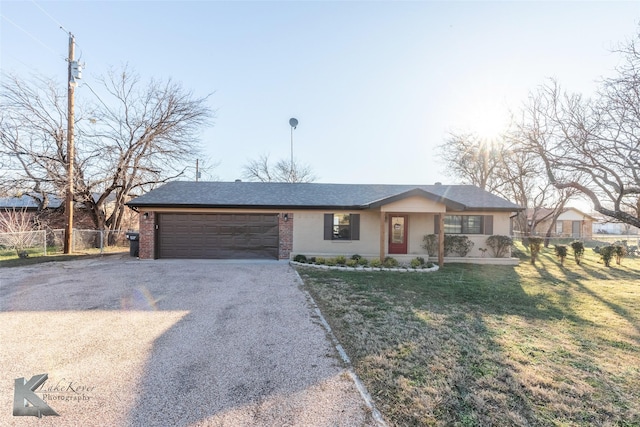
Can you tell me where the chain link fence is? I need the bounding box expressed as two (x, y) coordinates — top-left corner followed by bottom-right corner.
(0, 229), (133, 258)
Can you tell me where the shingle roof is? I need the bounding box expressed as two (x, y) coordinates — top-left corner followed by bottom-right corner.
(0, 195), (63, 209)
(127, 181), (522, 212)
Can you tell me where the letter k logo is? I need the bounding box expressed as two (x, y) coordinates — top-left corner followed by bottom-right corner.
(13, 374), (59, 417)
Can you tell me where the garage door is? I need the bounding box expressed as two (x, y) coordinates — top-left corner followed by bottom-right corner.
(158, 213), (279, 259)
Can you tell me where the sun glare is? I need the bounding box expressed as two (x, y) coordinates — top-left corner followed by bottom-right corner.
(455, 102), (511, 141)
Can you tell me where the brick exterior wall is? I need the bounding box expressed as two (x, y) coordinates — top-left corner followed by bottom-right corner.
(138, 211), (156, 259)
(278, 212), (293, 260)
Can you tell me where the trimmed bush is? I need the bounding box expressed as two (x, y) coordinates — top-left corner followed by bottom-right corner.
(528, 237), (544, 265)
(335, 255), (347, 265)
(369, 258), (382, 268)
(293, 254), (307, 263)
(570, 241), (585, 265)
(345, 259), (358, 268)
(422, 234), (474, 257)
(315, 257), (326, 265)
(599, 245), (615, 267)
(485, 235), (513, 258)
(357, 257), (369, 266)
(410, 258), (423, 269)
(325, 258), (337, 266)
(614, 244), (626, 265)
(383, 256), (399, 268)
(554, 245), (568, 266)
(351, 254), (363, 261)
(422, 234), (437, 256)
(445, 235), (474, 257)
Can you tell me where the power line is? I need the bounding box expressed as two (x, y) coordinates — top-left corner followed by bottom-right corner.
(0, 14), (62, 59)
(30, 0), (67, 33)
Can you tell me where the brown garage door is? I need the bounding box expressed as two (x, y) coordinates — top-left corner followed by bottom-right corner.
(158, 213), (279, 259)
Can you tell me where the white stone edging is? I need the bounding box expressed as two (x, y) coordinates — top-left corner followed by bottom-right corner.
(289, 260), (439, 273)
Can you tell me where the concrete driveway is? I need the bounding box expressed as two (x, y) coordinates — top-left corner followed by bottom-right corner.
(0, 256), (377, 426)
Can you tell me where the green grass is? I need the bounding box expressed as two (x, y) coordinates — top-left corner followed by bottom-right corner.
(297, 246), (640, 426)
(0, 246), (128, 267)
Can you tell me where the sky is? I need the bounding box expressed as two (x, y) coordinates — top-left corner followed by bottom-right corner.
(1, 0), (639, 187)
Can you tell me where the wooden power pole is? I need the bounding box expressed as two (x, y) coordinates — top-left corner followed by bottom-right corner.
(63, 33), (76, 254)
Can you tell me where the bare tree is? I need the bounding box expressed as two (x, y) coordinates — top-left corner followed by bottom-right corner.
(242, 154), (316, 183)
(0, 208), (41, 256)
(438, 132), (506, 193)
(439, 130), (576, 237)
(0, 67), (214, 232)
(516, 75), (640, 229)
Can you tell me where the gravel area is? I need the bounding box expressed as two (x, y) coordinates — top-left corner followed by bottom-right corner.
(0, 256), (377, 426)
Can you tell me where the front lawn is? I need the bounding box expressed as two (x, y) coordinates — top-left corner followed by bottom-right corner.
(297, 247), (640, 426)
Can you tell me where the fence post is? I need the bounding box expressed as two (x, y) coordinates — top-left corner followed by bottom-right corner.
(43, 230), (47, 256)
(100, 230), (104, 255)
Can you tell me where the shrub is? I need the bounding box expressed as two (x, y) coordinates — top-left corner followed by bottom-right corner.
(357, 257), (369, 266)
(485, 235), (513, 258)
(369, 258), (382, 268)
(445, 235), (474, 257)
(335, 255), (347, 265)
(599, 245), (615, 267)
(422, 234), (437, 256)
(554, 245), (568, 266)
(293, 254), (307, 263)
(570, 241), (585, 265)
(325, 258), (337, 266)
(383, 256), (399, 268)
(410, 258), (423, 268)
(422, 234), (474, 257)
(350, 254), (362, 261)
(345, 259), (358, 267)
(614, 244), (627, 265)
(315, 257), (326, 265)
(308, 256), (316, 264)
(528, 237), (544, 265)
(426, 262), (435, 268)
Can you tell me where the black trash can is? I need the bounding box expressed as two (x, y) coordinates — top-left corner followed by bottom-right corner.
(125, 232), (140, 257)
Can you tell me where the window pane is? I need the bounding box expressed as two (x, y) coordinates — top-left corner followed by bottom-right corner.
(444, 215), (462, 234)
(333, 214), (351, 240)
(391, 217), (405, 243)
(464, 216), (482, 234)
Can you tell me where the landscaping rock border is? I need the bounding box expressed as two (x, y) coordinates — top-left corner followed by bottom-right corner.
(290, 260), (439, 273)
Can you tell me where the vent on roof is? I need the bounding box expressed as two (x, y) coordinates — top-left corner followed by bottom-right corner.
(435, 182), (442, 185)
(235, 179), (242, 182)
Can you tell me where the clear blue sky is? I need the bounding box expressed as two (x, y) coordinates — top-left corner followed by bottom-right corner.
(1, 1), (639, 185)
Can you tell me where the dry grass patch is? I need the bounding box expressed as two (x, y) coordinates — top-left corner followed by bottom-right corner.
(297, 248), (640, 426)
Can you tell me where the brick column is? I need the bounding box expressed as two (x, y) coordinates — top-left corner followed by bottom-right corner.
(278, 213), (293, 260)
(138, 211), (156, 259)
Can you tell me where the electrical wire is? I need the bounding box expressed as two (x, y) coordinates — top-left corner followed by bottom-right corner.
(0, 14), (62, 59)
(30, 0), (67, 33)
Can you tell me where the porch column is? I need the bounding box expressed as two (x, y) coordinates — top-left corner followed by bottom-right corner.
(379, 210), (385, 261)
(438, 213), (444, 267)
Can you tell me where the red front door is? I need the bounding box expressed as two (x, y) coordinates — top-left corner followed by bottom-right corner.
(388, 215), (408, 254)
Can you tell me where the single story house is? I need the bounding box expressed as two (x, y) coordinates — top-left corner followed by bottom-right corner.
(524, 207), (595, 239)
(126, 181), (522, 265)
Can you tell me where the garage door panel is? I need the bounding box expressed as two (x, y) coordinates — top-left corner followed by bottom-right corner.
(158, 213), (279, 259)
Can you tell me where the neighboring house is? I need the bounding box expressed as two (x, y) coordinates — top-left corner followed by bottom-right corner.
(524, 207), (595, 239)
(126, 181), (522, 265)
(0, 194), (137, 231)
(592, 213), (640, 235)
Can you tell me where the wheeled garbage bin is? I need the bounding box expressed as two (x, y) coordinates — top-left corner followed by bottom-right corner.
(125, 232), (140, 257)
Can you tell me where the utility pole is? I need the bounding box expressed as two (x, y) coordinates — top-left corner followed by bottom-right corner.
(288, 118), (298, 182)
(63, 33), (77, 254)
(196, 159), (199, 182)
